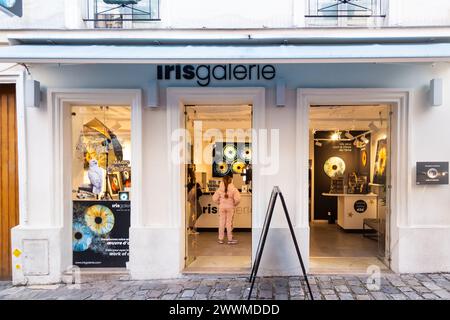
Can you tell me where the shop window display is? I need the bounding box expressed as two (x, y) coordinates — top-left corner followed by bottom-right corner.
(71, 106), (131, 268)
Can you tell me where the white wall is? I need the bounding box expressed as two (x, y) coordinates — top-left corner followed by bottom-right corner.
(7, 61), (450, 283)
(0, 0), (450, 29)
(389, 0), (450, 27)
(0, 0), (66, 29)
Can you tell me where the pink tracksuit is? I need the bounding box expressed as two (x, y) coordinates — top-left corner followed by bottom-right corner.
(212, 182), (241, 241)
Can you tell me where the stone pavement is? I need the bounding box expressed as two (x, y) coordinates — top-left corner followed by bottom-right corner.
(1, 273), (450, 300)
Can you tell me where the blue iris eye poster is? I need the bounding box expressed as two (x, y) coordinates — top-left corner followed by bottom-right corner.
(73, 200), (130, 268)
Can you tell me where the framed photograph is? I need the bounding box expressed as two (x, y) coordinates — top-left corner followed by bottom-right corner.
(373, 139), (387, 185)
(121, 168), (131, 188)
(107, 172), (122, 196)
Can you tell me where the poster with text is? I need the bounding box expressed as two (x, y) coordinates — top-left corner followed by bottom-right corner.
(73, 200), (130, 268)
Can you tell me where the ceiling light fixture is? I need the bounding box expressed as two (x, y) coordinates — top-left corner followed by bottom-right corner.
(331, 131), (341, 141)
(344, 131), (354, 139)
(360, 136), (370, 144)
(368, 122), (379, 133)
(315, 141), (323, 147)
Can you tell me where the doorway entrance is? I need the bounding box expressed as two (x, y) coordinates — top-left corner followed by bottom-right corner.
(308, 104), (391, 274)
(0, 84), (19, 280)
(183, 105), (253, 273)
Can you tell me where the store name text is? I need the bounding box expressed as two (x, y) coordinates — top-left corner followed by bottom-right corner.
(157, 64), (276, 86)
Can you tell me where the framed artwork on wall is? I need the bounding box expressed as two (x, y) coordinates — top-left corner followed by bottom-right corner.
(212, 143), (252, 177)
(373, 139), (387, 185)
(121, 168), (131, 188)
(107, 172), (122, 196)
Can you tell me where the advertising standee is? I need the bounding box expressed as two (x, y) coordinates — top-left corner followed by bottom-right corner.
(72, 200), (130, 268)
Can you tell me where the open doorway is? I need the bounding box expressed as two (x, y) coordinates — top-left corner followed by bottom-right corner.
(309, 104), (391, 274)
(183, 105), (253, 273)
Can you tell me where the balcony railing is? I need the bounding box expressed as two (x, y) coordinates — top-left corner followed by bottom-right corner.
(84, 0), (160, 28)
(306, 0), (386, 18)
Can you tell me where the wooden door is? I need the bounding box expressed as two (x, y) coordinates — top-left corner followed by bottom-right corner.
(0, 84), (19, 280)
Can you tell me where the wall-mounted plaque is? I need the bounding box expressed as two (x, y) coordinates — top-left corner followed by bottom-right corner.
(416, 162), (449, 185)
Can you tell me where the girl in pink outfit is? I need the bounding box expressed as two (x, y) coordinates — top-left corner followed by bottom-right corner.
(212, 175), (241, 245)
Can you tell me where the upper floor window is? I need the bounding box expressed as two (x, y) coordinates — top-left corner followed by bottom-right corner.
(306, 0), (387, 27)
(84, 0), (160, 28)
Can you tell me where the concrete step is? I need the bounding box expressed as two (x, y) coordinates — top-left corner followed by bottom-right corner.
(62, 268), (130, 284)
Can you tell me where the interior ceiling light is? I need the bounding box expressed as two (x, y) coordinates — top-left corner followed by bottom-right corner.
(344, 131), (354, 139)
(315, 141), (323, 147)
(368, 121), (379, 133)
(360, 136), (370, 144)
(331, 131), (341, 141)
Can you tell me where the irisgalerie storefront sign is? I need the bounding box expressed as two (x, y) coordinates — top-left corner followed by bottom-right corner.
(157, 64), (276, 87)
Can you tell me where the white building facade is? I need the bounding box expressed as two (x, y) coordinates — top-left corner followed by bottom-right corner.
(0, 0), (450, 285)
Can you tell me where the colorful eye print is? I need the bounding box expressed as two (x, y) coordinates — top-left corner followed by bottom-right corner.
(232, 160), (246, 174)
(214, 161), (230, 176)
(223, 144), (237, 161)
(73, 222), (93, 252)
(323, 156), (346, 178)
(85, 205), (115, 235)
(361, 150), (367, 167)
(238, 146), (252, 162)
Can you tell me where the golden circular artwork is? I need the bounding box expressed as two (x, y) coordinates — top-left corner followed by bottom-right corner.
(232, 160), (246, 174)
(84, 205), (115, 235)
(323, 157), (346, 178)
(215, 162), (230, 176)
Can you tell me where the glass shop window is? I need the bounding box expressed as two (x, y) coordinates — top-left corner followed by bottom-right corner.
(72, 106), (131, 201)
(71, 105), (131, 268)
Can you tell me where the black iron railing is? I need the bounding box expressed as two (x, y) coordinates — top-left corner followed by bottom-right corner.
(84, 0), (160, 28)
(306, 0), (386, 18)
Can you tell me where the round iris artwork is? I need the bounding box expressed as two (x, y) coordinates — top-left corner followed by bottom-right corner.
(85, 205), (115, 235)
(72, 222), (93, 252)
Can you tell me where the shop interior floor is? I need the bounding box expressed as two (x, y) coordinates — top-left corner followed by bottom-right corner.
(185, 231), (252, 273)
(309, 257), (391, 275)
(187, 231), (252, 257)
(310, 221), (380, 257)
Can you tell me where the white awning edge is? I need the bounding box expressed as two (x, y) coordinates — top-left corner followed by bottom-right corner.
(1, 43), (450, 64)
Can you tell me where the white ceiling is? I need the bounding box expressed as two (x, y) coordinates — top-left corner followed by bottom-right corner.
(309, 105), (390, 131)
(186, 105), (252, 130)
(72, 105), (131, 135)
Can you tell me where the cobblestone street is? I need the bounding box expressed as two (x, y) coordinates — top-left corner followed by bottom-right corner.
(1, 273), (450, 300)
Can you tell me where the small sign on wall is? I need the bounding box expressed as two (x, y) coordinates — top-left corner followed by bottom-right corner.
(354, 200), (368, 213)
(416, 162), (449, 185)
